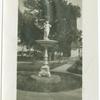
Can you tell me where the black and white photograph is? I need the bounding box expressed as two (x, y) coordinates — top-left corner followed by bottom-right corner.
(17, 0), (82, 100)
(0, 0), (99, 100)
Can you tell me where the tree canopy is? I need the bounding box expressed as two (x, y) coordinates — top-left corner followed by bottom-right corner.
(18, 0), (82, 57)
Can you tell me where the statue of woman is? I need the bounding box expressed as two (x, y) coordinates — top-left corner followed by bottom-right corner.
(44, 20), (51, 40)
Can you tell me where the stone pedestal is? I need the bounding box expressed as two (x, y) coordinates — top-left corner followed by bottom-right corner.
(38, 65), (51, 77)
(36, 40), (58, 77)
(31, 74), (61, 83)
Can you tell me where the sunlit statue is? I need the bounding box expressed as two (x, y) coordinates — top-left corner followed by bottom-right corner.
(44, 20), (51, 40)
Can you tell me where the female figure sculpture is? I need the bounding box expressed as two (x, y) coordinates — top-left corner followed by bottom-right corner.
(44, 20), (51, 40)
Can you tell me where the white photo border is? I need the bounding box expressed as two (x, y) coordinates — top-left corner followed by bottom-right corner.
(1, 0), (98, 100)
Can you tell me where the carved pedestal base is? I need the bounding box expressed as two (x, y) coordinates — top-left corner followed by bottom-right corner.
(38, 65), (51, 77)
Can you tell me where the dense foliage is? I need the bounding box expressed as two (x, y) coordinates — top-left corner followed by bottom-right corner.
(18, 0), (82, 57)
(67, 57), (82, 74)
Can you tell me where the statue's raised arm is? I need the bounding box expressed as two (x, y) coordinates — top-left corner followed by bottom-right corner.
(44, 21), (51, 40)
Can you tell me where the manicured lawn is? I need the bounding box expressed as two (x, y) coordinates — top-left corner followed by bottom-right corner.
(17, 71), (82, 92)
(17, 89), (82, 100)
(17, 60), (68, 71)
(17, 57), (82, 100)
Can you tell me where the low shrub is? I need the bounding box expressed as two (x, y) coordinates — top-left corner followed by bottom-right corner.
(67, 58), (82, 74)
(17, 72), (82, 92)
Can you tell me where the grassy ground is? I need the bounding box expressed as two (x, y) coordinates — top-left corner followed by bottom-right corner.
(17, 60), (68, 71)
(17, 71), (82, 92)
(17, 57), (82, 92)
(17, 88), (82, 100)
(17, 57), (82, 100)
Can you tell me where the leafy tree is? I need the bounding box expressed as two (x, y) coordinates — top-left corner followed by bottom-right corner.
(18, 0), (82, 57)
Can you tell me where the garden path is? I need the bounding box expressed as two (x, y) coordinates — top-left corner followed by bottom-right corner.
(51, 63), (73, 73)
(51, 57), (82, 77)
